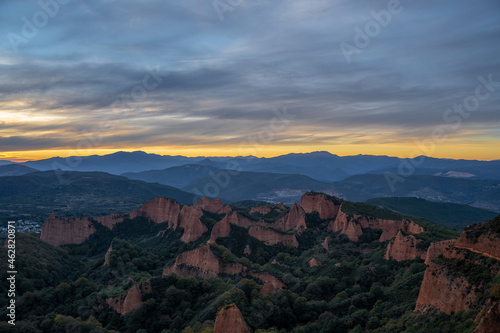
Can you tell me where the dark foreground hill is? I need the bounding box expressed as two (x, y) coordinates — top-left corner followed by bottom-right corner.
(0, 170), (198, 222)
(0, 164), (38, 177)
(366, 197), (498, 231)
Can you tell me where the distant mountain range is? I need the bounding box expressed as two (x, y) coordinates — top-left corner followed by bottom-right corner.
(1, 151), (499, 220)
(7, 150), (499, 182)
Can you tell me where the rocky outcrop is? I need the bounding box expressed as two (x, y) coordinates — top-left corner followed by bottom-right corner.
(300, 192), (340, 220)
(129, 197), (180, 227)
(384, 231), (425, 261)
(249, 272), (285, 289)
(473, 302), (500, 333)
(322, 237), (329, 251)
(225, 212), (264, 229)
(415, 219), (500, 316)
(327, 204), (424, 243)
(243, 245), (251, 255)
(94, 213), (125, 229)
(275, 202), (307, 234)
(358, 217), (424, 242)
(163, 245), (245, 278)
(248, 225), (299, 248)
(195, 197), (224, 213)
(178, 206), (208, 243)
(415, 260), (479, 314)
(106, 280), (152, 314)
(104, 242), (113, 266)
(327, 209), (363, 242)
(425, 239), (455, 265)
(41, 213), (96, 246)
(213, 304), (250, 333)
(455, 227), (500, 260)
(209, 217), (232, 243)
(249, 203), (286, 216)
(260, 282), (277, 295)
(308, 258), (323, 267)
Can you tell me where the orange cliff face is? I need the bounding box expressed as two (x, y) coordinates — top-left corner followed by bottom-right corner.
(213, 304), (251, 333)
(415, 220), (500, 316)
(425, 239), (455, 265)
(327, 208), (363, 242)
(300, 192), (340, 220)
(384, 231), (426, 261)
(275, 202), (307, 234)
(106, 280), (152, 314)
(40, 214), (96, 246)
(209, 215), (232, 243)
(248, 225), (299, 248)
(178, 205), (207, 243)
(327, 203), (425, 243)
(249, 203), (286, 216)
(455, 225), (500, 260)
(41, 197), (210, 246)
(163, 244), (245, 279)
(195, 196), (231, 214)
(129, 197), (180, 227)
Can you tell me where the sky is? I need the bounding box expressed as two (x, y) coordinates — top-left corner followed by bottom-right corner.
(0, 0), (499, 162)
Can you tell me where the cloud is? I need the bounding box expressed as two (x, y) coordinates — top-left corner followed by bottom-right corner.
(0, 0), (499, 157)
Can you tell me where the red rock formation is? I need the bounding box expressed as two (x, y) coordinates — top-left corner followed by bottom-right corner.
(225, 212), (264, 228)
(384, 231), (426, 261)
(358, 217), (425, 242)
(195, 196), (224, 213)
(249, 203), (286, 216)
(455, 228), (500, 260)
(327, 205), (424, 243)
(129, 197), (181, 227)
(327, 209), (363, 242)
(415, 220), (500, 315)
(178, 206), (208, 243)
(473, 302), (500, 333)
(104, 242), (113, 266)
(308, 258), (323, 267)
(41, 213), (96, 246)
(415, 260), (478, 314)
(300, 192), (340, 220)
(163, 245), (245, 278)
(322, 237), (329, 251)
(213, 304), (250, 333)
(219, 205), (233, 214)
(209, 217), (232, 243)
(425, 239), (455, 265)
(248, 272), (285, 289)
(248, 225), (299, 248)
(249, 205), (273, 215)
(94, 213), (124, 229)
(106, 280), (152, 314)
(260, 282), (276, 295)
(243, 244), (251, 255)
(275, 202), (307, 234)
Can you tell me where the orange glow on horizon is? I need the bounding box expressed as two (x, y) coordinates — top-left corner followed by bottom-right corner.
(2, 143), (499, 162)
